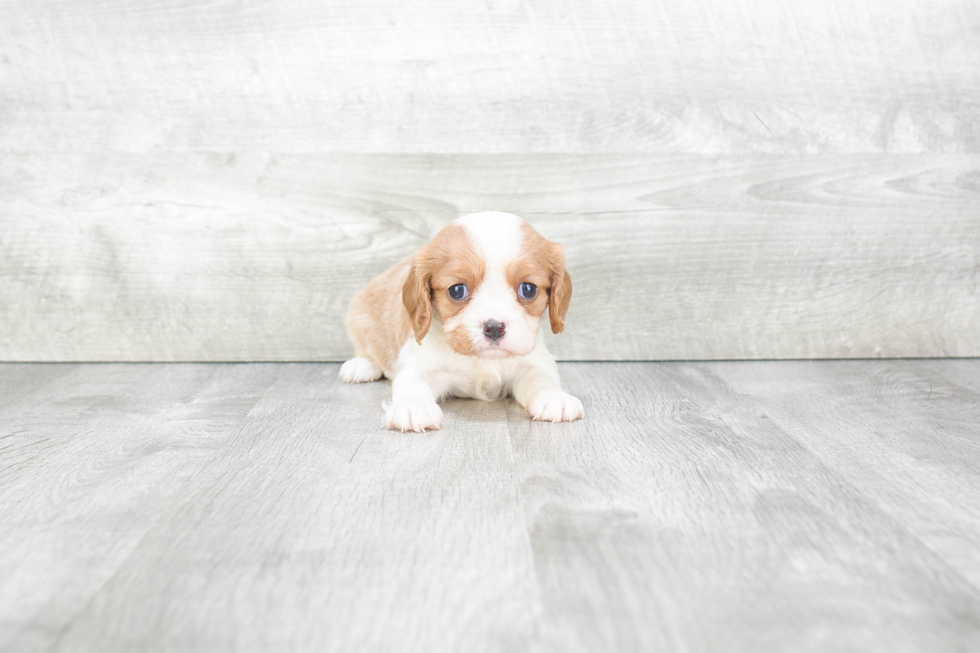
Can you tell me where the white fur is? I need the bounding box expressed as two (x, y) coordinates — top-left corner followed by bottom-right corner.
(386, 324), (582, 431)
(339, 357), (382, 383)
(343, 211), (583, 432)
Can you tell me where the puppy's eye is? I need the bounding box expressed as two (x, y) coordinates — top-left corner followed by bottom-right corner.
(518, 282), (538, 300)
(448, 283), (469, 301)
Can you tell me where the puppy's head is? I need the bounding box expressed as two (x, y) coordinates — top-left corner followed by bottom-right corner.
(402, 212), (572, 358)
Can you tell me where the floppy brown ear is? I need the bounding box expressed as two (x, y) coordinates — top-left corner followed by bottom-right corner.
(548, 243), (572, 334)
(402, 259), (432, 343)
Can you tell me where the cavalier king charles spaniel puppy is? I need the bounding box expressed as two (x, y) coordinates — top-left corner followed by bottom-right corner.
(340, 211), (584, 432)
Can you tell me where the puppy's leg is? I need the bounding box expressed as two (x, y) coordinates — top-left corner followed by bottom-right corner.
(511, 360), (584, 423)
(385, 366), (443, 433)
(339, 356), (383, 383)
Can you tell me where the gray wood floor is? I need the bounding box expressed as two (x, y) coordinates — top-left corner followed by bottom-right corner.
(1, 360), (979, 652)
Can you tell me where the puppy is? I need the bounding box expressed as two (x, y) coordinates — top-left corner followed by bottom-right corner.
(340, 211), (584, 432)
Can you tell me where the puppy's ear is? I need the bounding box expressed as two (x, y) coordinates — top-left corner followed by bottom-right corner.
(548, 243), (572, 334)
(402, 258), (432, 343)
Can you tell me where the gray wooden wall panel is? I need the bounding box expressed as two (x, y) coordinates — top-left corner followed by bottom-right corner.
(1, 0), (978, 361)
(1, 0), (978, 153)
(1, 153), (977, 361)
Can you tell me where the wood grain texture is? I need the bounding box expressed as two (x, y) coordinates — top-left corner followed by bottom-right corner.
(2, 153), (978, 361)
(41, 367), (539, 653)
(1, 0), (978, 153)
(708, 360), (980, 589)
(511, 362), (980, 652)
(0, 363), (283, 653)
(1, 360), (979, 652)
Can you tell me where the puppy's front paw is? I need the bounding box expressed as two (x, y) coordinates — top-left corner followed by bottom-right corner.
(386, 399), (444, 433)
(526, 390), (584, 423)
(340, 357), (383, 383)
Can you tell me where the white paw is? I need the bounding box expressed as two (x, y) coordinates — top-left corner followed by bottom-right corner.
(385, 399), (444, 433)
(339, 357), (383, 383)
(526, 390), (584, 423)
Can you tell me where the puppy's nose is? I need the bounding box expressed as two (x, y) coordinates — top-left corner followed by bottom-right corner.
(482, 319), (506, 343)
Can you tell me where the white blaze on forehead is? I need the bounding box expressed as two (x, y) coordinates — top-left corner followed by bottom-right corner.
(453, 212), (524, 264)
(447, 212), (539, 357)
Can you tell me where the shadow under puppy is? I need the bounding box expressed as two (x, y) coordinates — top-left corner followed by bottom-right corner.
(341, 211), (584, 432)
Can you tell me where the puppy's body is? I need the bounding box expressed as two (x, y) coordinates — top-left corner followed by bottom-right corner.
(341, 212), (583, 432)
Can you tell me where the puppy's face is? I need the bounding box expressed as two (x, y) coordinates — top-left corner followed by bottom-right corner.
(403, 213), (572, 358)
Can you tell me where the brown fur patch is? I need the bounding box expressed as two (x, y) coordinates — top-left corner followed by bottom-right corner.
(446, 327), (481, 356)
(415, 224), (486, 334)
(426, 225), (486, 356)
(346, 257), (416, 377)
(511, 223), (572, 333)
(348, 223), (484, 372)
(402, 260), (432, 344)
(398, 224), (487, 358)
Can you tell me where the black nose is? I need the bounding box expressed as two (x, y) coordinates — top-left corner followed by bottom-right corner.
(483, 319), (506, 342)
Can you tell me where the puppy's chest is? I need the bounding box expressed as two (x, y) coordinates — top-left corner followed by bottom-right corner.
(439, 365), (511, 401)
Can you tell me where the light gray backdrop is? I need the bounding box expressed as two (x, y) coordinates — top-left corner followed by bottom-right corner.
(2, 0), (978, 361)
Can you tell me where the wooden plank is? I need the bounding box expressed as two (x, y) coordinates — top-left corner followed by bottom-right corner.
(508, 362), (980, 651)
(0, 363), (282, 653)
(1, 153), (978, 361)
(915, 358), (980, 395)
(708, 359), (980, 589)
(3, 361), (980, 651)
(42, 366), (541, 653)
(1, 0), (978, 153)
(0, 363), (78, 402)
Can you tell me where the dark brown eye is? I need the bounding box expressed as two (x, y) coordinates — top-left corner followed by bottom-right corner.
(518, 282), (537, 300)
(448, 284), (469, 301)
